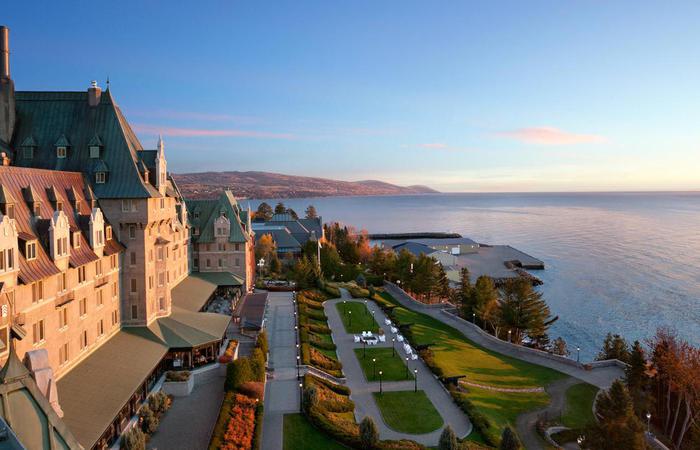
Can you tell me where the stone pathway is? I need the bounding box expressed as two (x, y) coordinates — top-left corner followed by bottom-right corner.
(261, 291), (300, 450)
(147, 368), (225, 450)
(324, 289), (472, 446)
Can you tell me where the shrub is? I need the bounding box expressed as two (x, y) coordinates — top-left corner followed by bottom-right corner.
(499, 426), (521, 450)
(307, 323), (332, 334)
(419, 349), (444, 378)
(239, 381), (264, 401)
(252, 403), (264, 450)
(120, 427), (146, 450)
(222, 394), (257, 449)
(450, 390), (499, 447)
(360, 416), (379, 449)
(301, 343), (311, 365)
(165, 370), (191, 382)
(324, 284), (341, 298)
(225, 358), (253, 392)
(439, 425), (457, 450)
(255, 330), (269, 357)
(209, 392), (235, 450)
(138, 405), (159, 434)
(310, 347), (343, 371)
(148, 390), (170, 416)
(250, 348), (267, 382)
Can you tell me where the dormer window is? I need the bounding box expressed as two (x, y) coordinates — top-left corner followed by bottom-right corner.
(33, 203), (41, 217)
(90, 146), (100, 158)
(95, 172), (106, 184)
(3, 204), (13, 219)
(23, 147), (34, 159)
(194, 211), (200, 219)
(57, 147), (67, 158)
(105, 225), (112, 240)
(26, 241), (37, 260)
(73, 232), (81, 248)
(57, 236), (68, 256)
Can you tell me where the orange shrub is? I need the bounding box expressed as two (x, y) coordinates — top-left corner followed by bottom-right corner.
(221, 394), (258, 450)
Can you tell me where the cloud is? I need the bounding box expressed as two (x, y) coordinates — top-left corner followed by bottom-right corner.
(419, 143), (449, 149)
(128, 109), (260, 124)
(495, 126), (606, 146)
(132, 124), (296, 140)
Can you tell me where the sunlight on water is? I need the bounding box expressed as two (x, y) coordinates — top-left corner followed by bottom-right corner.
(253, 192), (700, 360)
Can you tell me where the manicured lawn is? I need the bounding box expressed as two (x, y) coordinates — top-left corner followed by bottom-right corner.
(372, 390), (443, 434)
(283, 414), (347, 450)
(353, 347), (414, 381)
(562, 383), (598, 428)
(335, 301), (379, 333)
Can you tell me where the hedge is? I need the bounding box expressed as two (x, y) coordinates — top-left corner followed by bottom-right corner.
(450, 388), (499, 447)
(251, 403), (264, 450)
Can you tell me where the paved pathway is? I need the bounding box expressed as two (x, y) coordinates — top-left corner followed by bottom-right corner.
(384, 284), (623, 390)
(261, 291), (300, 450)
(324, 289), (472, 446)
(147, 368), (225, 450)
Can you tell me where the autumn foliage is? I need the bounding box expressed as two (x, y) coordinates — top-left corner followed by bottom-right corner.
(221, 394), (258, 450)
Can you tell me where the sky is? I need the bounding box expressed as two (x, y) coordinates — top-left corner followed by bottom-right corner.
(5, 1), (700, 192)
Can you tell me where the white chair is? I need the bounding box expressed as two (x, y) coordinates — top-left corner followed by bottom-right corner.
(404, 343), (411, 353)
(397, 335), (404, 342)
(354, 335), (361, 343)
(390, 327), (398, 334)
(378, 334), (386, 343)
(384, 319), (391, 325)
(411, 354), (419, 360)
(362, 331), (369, 338)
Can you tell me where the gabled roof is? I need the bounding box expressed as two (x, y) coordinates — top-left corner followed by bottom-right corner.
(185, 191), (251, 244)
(54, 134), (71, 147)
(392, 242), (437, 257)
(0, 184), (16, 204)
(11, 90), (159, 198)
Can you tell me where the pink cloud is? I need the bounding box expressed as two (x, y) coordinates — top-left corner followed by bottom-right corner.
(133, 124), (296, 140)
(496, 127), (606, 145)
(420, 143), (449, 149)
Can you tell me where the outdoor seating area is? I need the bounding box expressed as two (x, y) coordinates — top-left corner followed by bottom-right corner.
(354, 331), (380, 345)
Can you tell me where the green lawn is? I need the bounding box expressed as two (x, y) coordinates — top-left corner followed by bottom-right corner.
(562, 383), (598, 428)
(372, 390), (443, 434)
(353, 347), (414, 381)
(335, 301), (379, 333)
(283, 414), (347, 450)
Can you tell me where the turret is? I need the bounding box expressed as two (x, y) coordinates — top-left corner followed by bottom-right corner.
(0, 26), (16, 148)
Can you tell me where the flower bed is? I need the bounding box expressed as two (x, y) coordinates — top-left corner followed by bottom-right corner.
(219, 340), (239, 364)
(222, 394), (258, 449)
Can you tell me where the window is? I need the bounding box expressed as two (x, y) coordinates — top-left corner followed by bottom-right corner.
(89, 146), (100, 158)
(26, 241), (37, 260)
(158, 272), (164, 287)
(23, 147), (33, 159)
(131, 304), (138, 320)
(121, 200), (136, 212)
(235, 257), (240, 267)
(79, 298), (87, 317)
(110, 254), (117, 269)
(73, 232), (81, 248)
(58, 307), (68, 329)
(160, 198), (165, 209)
(56, 201), (63, 212)
(218, 258), (223, 268)
(34, 203), (41, 217)
(111, 309), (119, 326)
(5, 204), (14, 219)
(96, 289), (104, 307)
(95, 260), (103, 277)
(157, 247), (164, 261)
(218, 243), (225, 251)
(80, 330), (88, 350)
(130, 252), (136, 266)
(59, 343), (69, 365)
(206, 258), (211, 268)
(78, 266), (86, 283)
(97, 320), (104, 337)
(159, 297), (166, 311)
(97, 229), (104, 245)
(129, 225), (136, 239)
(193, 258), (199, 268)
(130, 279), (137, 293)
(193, 227), (199, 236)
(148, 276), (154, 289)
(31, 281), (44, 303)
(58, 272), (67, 292)
(56, 236), (68, 256)
(112, 282), (118, 298)
(95, 172), (106, 184)
(193, 211), (200, 219)
(32, 320), (45, 344)
(106, 226), (112, 240)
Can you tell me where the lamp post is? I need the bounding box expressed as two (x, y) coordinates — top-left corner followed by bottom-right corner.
(508, 330), (512, 343)
(296, 355), (300, 378)
(363, 339), (366, 358)
(405, 357), (409, 379)
(577, 346), (581, 363)
(257, 258), (265, 281)
(392, 337), (396, 356)
(295, 325), (298, 344)
(364, 299), (368, 316)
(299, 382), (303, 411)
(576, 435), (585, 448)
(349, 310), (352, 327)
(472, 312), (475, 324)
(646, 412), (651, 434)
(414, 368), (418, 392)
(343, 300), (346, 315)
(372, 358), (376, 378)
(379, 370), (383, 394)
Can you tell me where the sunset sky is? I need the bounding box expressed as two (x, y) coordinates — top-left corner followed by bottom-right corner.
(6, 1), (700, 192)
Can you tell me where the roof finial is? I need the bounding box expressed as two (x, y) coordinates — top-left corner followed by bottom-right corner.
(106, 76), (110, 91)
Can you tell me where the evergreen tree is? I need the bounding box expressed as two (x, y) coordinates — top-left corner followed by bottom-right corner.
(250, 347), (266, 382)
(305, 204), (318, 219)
(287, 208), (299, 220)
(551, 337), (570, 356)
(255, 202), (273, 221)
(499, 278), (557, 343)
(359, 416), (379, 449)
(585, 380), (645, 450)
(438, 425), (458, 450)
(274, 202), (286, 214)
(597, 333), (631, 363)
(393, 248), (416, 286)
(473, 276), (499, 330)
(625, 341), (651, 416)
(320, 244), (343, 280)
(458, 267), (473, 316)
(435, 263), (451, 300)
(499, 426), (521, 450)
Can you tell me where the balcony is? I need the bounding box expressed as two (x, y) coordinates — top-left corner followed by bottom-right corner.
(55, 291), (75, 308)
(95, 276), (110, 288)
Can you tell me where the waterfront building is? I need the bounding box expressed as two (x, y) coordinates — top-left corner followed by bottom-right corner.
(252, 212), (323, 258)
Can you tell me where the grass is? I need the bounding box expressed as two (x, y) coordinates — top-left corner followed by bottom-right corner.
(372, 390), (443, 434)
(353, 347), (414, 381)
(335, 301), (379, 334)
(562, 383), (598, 429)
(283, 413), (347, 450)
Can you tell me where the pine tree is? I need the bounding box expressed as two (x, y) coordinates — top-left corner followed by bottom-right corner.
(438, 425), (458, 450)
(305, 204), (318, 219)
(585, 380), (645, 450)
(499, 426), (521, 450)
(625, 340), (650, 415)
(597, 333), (631, 363)
(473, 276), (499, 329)
(499, 278), (556, 343)
(458, 267), (473, 315)
(255, 202), (273, 221)
(274, 202), (286, 214)
(359, 416), (379, 449)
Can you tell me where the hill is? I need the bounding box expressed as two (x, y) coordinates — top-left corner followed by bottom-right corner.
(172, 171), (438, 200)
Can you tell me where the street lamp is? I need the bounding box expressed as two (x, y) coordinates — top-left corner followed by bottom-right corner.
(299, 382), (303, 411)
(405, 357), (409, 379)
(472, 312), (475, 324)
(296, 355), (300, 378)
(414, 368), (418, 392)
(508, 330), (512, 343)
(392, 337), (396, 356)
(577, 346), (581, 363)
(646, 412), (651, 434)
(372, 358), (376, 378)
(379, 370), (383, 394)
(349, 310), (352, 327)
(257, 258), (265, 280)
(364, 299), (368, 315)
(363, 339), (366, 358)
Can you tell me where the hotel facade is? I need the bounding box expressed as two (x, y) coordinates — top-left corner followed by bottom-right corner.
(0, 26), (254, 449)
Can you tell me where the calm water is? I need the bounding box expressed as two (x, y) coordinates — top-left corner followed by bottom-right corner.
(251, 192), (700, 360)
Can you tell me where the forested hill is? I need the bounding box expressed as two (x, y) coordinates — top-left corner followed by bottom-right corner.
(173, 170), (438, 200)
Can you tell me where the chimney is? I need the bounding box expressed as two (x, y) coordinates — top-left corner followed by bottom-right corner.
(87, 80), (101, 107)
(0, 26), (9, 80)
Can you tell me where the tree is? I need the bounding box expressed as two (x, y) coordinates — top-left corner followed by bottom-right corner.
(551, 337), (570, 356)
(255, 202), (273, 221)
(305, 204), (318, 219)
(255, 233), (277, 272)
(138, 405), (159, 434)
(499, 278), (557, 343)
(120, 427), (146, 450)
(439, 425), (458, 450)
(256, 330), (269, 356)
(458, 267), (473, 316)
(320, 244), (343, 280)
(625, 340), (650, 415)
(473, 276), (499, 332)
(291, 256), (318, 289)
(499, 426), (521, 450)
(250, 348), (267, 382)
(585, 380), (645, 450)
(597, 333), (631, 363)
(225, 358), (253, 391)
(274, 202), (286, 214)
(359, 416), (379, 449)
(287, 208), (299, 220)
(368, 246), (395, 278)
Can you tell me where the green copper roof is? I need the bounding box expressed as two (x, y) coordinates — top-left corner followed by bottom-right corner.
(11, 90), (159, 198)
(186, 191), (250, 244)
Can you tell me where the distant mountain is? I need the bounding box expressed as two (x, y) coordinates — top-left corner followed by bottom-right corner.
(172, 170), (438, 200)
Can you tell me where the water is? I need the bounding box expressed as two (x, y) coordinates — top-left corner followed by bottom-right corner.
(251, 192), (700, 360)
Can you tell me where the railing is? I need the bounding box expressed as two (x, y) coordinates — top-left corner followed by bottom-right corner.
(95, 275), (109, 288)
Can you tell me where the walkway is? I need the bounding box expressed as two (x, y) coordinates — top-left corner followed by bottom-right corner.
(147, 368), (225, 450)
(324, 289), (472, 447)
(384, 283), (623, 390)
(261, 291), (300, 450)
